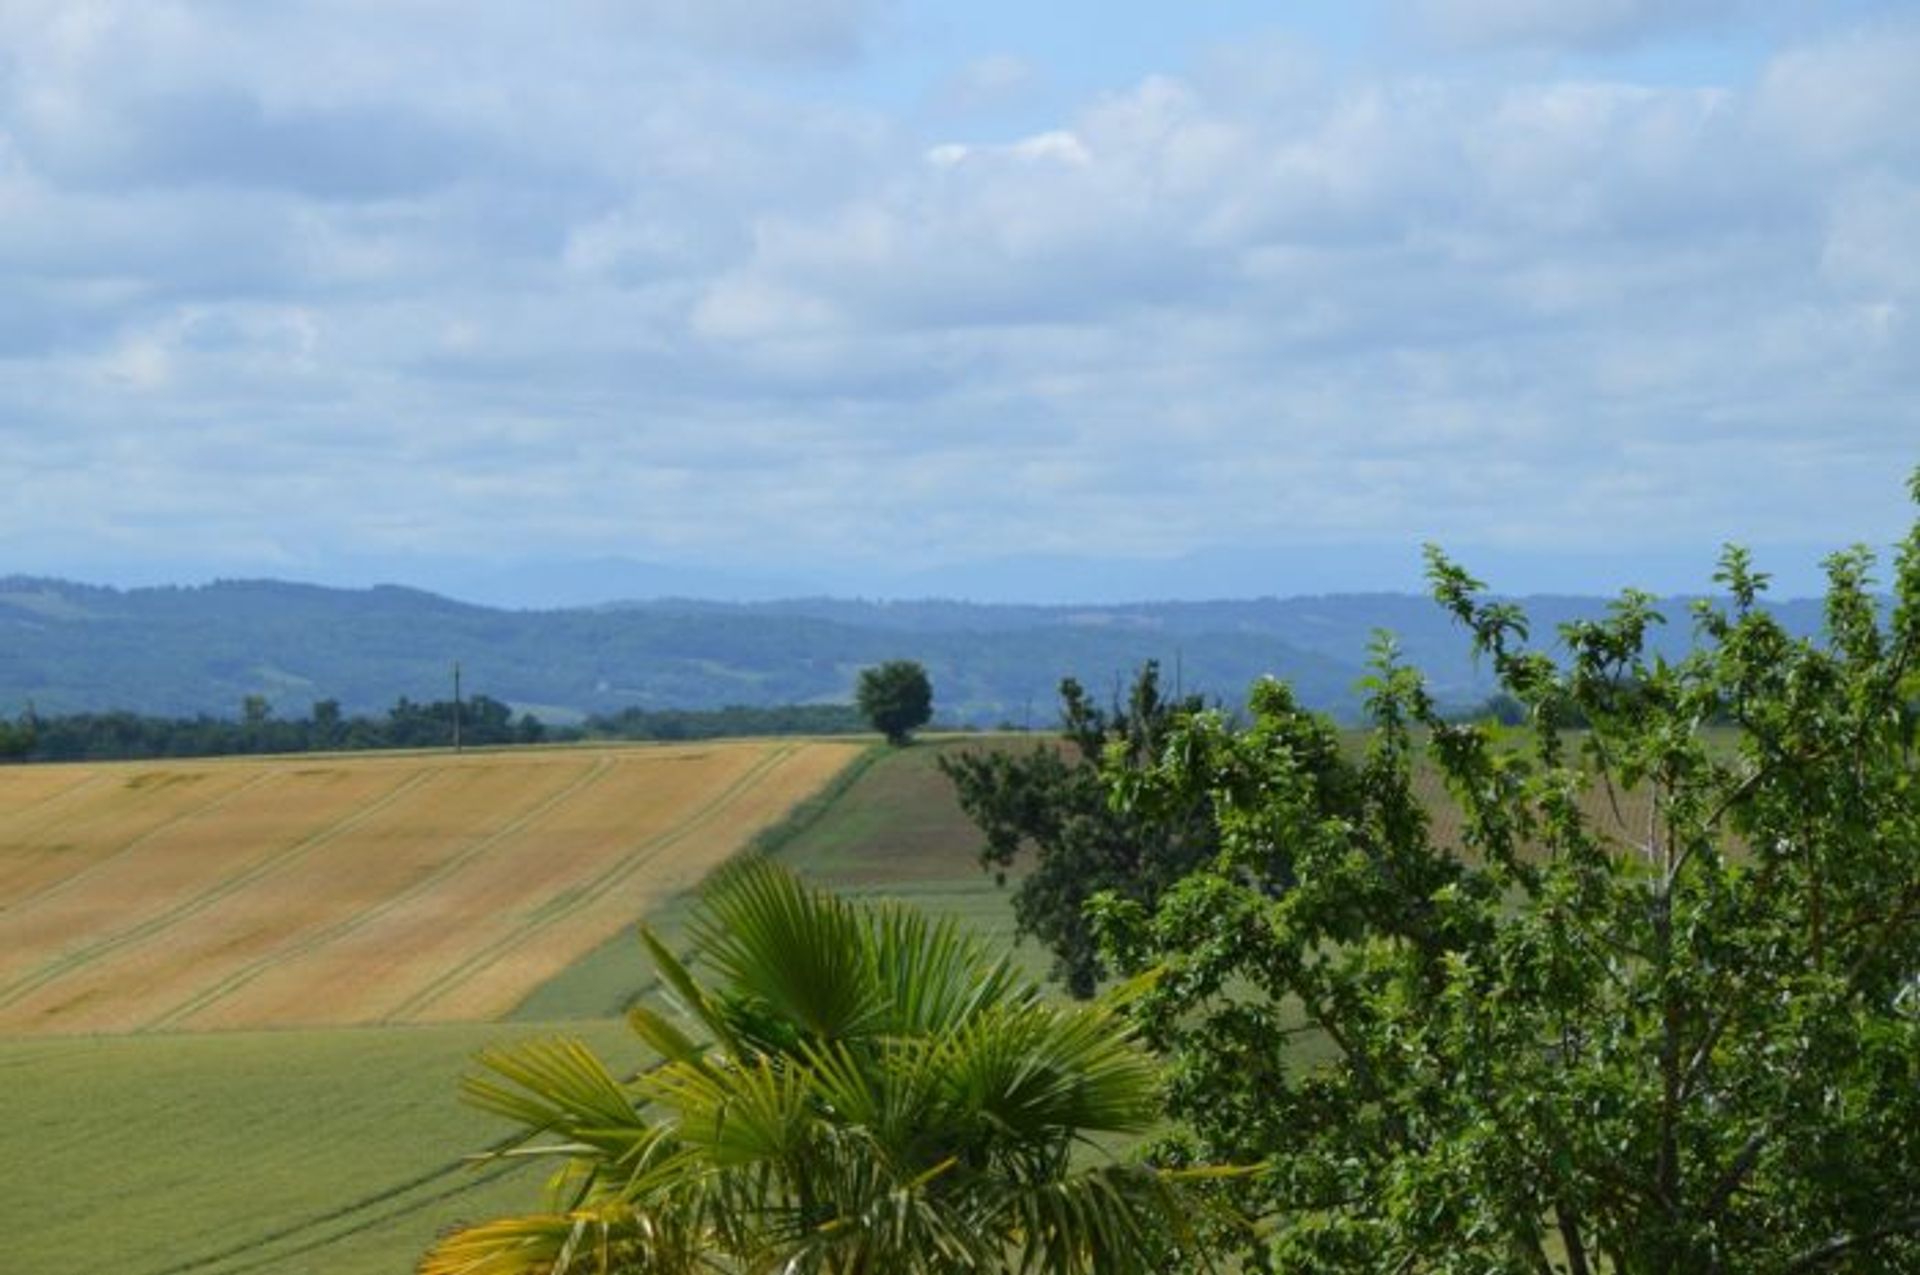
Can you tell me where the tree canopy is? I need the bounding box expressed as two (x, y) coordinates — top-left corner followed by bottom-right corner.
(857, 659), (934, 745)
(1093, 488), (1920, 1272)
(0, 711), (33, 761)
(941, 662), (1216, 997)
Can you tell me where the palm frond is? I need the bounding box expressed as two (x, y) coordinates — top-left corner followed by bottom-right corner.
(462, 1038), (653, 1158)
(641, 1055), (817, 1169)
(996, 1165), (1200, 1275)
(639, 924), (745, 1061)
(419, 1206), (715, 1275)
(687, 858), (888, 1046)
(626, 1002), (713, 1072)
(867, 903), (1032, 1036)
(932, 1001), (1162, 1144)
(429, 859), (1210, 1273)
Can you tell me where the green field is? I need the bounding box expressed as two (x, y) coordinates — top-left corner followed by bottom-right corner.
(1, 738), (1028, 1275)
(0, 1019), (638, 1275)
(514, 737), (1048, 1021)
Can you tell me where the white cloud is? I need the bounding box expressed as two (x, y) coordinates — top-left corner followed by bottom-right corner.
(0, 2), (1913, 589)
(1752, 21), (1920, 163)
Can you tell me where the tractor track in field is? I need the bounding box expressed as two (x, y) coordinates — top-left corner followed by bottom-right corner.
(131, 1133), (528, 1275)
(0, 769), (437, 1014)
(0, 768), (114, 824)
(382, 742), (801, 1021)
(142, 756), (619, 1032)
(1, 771), (277, 919)
(127, 1049), (676, 1275)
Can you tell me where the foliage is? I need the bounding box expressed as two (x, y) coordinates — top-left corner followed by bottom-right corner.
(940, 663), (1217, 998)
(0, 709), (34, 760)
(1094, 489), (1920, 1272)
(584, 702), (867, 742)
(423, 859), (1225, 1274)
(857, 659), (934, 745)
(20, 693), (548, 762)
(15, 696), (873, 763)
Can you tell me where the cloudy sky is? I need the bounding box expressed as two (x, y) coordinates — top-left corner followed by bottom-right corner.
(1, 0), (1914, 604)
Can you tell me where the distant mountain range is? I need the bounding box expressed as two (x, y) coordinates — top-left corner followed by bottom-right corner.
(0, 576), (1830, 725)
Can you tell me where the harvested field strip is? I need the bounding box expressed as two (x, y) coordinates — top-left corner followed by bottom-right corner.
(144, 756), (617, 1031)
(175, 746), (793, 1029)
(0, 741), (861, 1036)
(382, 743), (803, 1022)
(412, 743), (863, 1023)
(0, 766), (111, 828)
(0, 765), (401, 992)
(414, 742), (862, 1023)
(9, 759), (587, 1034)
(3, 771), (276, 917)
(0, 767), (434, 1020)
(0, 767), (258, 901)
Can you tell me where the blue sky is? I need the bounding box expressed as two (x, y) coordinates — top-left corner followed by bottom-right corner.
(1, 0), (1915, 604)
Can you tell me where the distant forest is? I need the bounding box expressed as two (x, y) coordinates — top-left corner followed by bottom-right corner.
(0, 574), (1835, 736)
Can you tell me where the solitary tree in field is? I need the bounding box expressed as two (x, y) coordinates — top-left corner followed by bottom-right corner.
(856, 659), (933, 745)
(1094, 474), (1920, 1272)
(422, 859), (1226, 1274)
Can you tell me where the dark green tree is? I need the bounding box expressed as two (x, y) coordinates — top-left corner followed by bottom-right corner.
(855, 659), (933, 745)
(940, 662), (1216, 998)
(0, 709), (35, 762)
(1094, 484), (1920, 1272)
(310, 698), (343, 749)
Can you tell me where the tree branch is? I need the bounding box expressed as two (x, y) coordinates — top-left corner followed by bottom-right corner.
(1781, 1212), (1920, 1272)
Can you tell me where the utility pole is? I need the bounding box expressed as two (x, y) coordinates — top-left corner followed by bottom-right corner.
(452, 661), (463, 753)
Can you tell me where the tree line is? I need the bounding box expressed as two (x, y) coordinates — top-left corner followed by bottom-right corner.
(5, 694), (547, 762)
(0, 695), (880, 763)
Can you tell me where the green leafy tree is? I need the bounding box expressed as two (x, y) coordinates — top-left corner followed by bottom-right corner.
(0, 709), (35, 761)
(310, 698), (343, 749)
(1095, 483), (1920, 1272)
(940, 662), (1216, 998)
(856, 659), (934, 745)
(423, 859), (1227, 1274)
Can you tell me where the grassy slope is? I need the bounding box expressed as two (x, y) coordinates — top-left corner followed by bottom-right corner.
(516, 737), (1046, 1023)
(2, 737), (1022, 1275)
(0, 1019), (637, 1275)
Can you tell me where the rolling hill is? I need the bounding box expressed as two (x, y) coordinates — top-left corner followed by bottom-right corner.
(0, 575), (1831, 725)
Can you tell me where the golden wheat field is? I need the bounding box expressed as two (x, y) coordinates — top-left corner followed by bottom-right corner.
(0, 740), (861, 1036)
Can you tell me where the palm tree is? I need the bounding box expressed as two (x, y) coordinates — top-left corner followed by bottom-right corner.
(420, 859), (1226, 1274)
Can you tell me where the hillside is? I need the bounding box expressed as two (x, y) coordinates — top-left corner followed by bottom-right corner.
(0, 740), (859, 1035)
(0, 576), (1830, 724)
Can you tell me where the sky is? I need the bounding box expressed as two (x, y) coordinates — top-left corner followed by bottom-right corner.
(1, 0), (1915, 604)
